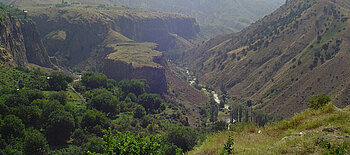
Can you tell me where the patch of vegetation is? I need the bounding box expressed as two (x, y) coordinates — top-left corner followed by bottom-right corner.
(188, 95), (350, 154)
(106, 42), (162, 68)
(0, 3), (29, 21)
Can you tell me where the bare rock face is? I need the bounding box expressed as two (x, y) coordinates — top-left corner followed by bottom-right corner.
(103, 53), (168, 95)
(0, 14), (27, 66)
(29, 7), (199, 66)
(0, 13), (52, 67)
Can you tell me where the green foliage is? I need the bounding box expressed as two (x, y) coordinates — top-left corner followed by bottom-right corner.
(0, 2), (29, 20)
(81, 109), (110, 134)
(138, 93), (165, 114)
(1, 115), (25, 141)
(24, 128), (48, 155)
(133, 104), (146, 118)
(319, 140), (349, 155)
(209, 98), (218, 122)
(211, 120), (228, 132)
(0, 65), (48, 90)
(166, 126), (198, 152)
(12, 105), (42, 128)
(86, 88), (119, 114)
(118, 79), (149, 97)
(49, 91), (67, 105)
(46, 110), (75, 145)
(88, 129), (162, 154)
(81, 72), (108, 90)
(47, 72), (73, 91)
(307, 94), (332, 110)
(222, 136), (234, 155)
(160, 143), (183, 155)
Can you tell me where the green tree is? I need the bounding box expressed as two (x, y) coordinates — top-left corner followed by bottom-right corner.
(133, 105), (146, 118)
(12, 105), (42, 128)
(24, 128), (48, 155)
(46, 110), (75, 145)
(81, 109), (110, 134)
(81, 72), (108, 89)
(166, 126), (198, 152)
(118, 79), (149, 97)
(211, 120), (228, 132)
(47, 72), (72, 91)
(49, 91), (67, 105)
(86, 89), (119, 114)
(1, 115), (25, 141)
(307, 94), (331, 109)
(138, 93), (164, 114)
(90, 129), (162, 154)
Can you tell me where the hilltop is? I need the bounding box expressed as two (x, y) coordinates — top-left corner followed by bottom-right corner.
(184, 0), (350, 118)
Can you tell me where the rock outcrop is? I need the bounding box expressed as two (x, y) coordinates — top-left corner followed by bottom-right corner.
(0, 13), (52, 67)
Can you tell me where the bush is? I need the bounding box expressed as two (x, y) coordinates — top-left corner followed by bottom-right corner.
(138, 94), (165, 114)
(166, 126), (198, 152)
(118, 79), (149, 97)
(49, 91), (67, 105)
(47, 72), (72, 91)
(1, 115), (25, 140)
(24, 128), (48, 154)
(81, 109), (110, 134)
(211, 120), (228, 132)
(307, 94), (331, 109)
(90, 129), (162, 154)
(81, 72), (108, 89)
(86, 89), (119, 114)
(134, 105), (146, 118)
(46, 110), (75, 145)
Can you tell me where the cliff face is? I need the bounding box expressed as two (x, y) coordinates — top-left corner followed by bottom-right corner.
(103, 57), (167, 94)
(0, 14), (27, 66)
(29, 7), (199, 66)
(0, 13), (52, 67)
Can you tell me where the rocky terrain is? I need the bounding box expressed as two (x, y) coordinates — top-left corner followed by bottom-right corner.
(0, 9), (52, 67)
(184, 0), (350, 118)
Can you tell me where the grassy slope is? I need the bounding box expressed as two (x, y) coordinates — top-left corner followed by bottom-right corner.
(106, 42), (162, 68)
(189, 103), (350, 154)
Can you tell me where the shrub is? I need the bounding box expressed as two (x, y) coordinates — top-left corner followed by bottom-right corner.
(81, 72), (108, 89)
(138, 93), (165, 114)
(24, 128), (48, 154)
(86, 89), (119, 114)
(307, 94), (331, 109)
(46, 110), (75, 145)
(166, 126), (198, 152)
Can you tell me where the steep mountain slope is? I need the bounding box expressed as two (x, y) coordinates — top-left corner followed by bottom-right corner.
(0, 4), (53, 67)
(185, 0), (350, 118)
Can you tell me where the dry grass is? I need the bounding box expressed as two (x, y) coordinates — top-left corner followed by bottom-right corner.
(188, 103), (350, 155)
(106, 42), (162, 68)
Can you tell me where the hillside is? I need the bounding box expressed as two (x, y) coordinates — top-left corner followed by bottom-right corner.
(0, 3), (53, 68)
(0, 0), (284, 38)
(189, 103), (350, 154)
(184, 0), (350, 118)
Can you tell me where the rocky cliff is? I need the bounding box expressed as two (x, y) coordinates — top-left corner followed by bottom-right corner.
(28, 7), (199, 67)
(0, 8), (52, 67)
